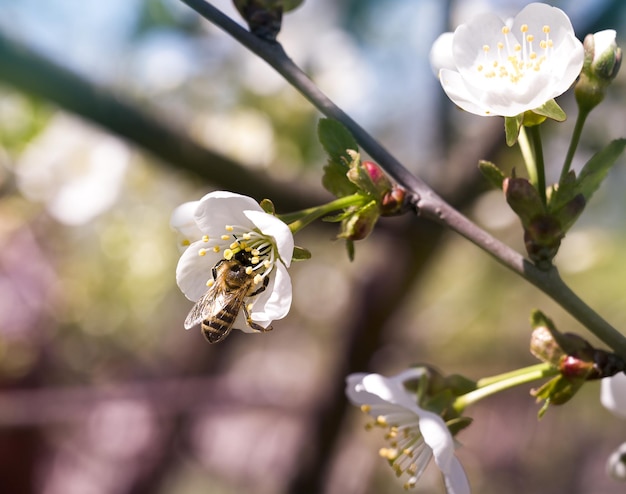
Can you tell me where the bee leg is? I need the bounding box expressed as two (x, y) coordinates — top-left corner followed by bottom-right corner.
(212, 259), (225, 280)
(248, 275), (270, 297)
(244, 303), (273, 333)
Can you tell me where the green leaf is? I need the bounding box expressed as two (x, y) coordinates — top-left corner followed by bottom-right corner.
(318, 119), (360, 198)
(317, 118), (359, 164)
(259, 198), (275, 214)
(505, 114), (523, 147)
(532, 99), (566, 122)
(292, 245), (312, 261)
(321, 161), (358, 198)
(576, 138), (626, 202)
(478, 160), (506, 189)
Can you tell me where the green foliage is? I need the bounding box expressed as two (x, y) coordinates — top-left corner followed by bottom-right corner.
(478, 160), (506, 189)
(318, 118), (361, 197)
(532, 99), (566, 122)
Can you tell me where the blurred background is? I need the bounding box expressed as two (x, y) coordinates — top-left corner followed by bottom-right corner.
(0, 0), (625, 493)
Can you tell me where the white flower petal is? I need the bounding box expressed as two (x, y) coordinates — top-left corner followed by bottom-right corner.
(244, 210), (295, 266)
(429, 32), (455, 74)
(592, 29), (617, 64)
(601, 373), (626, 419)
(175, 240), (222, 302)
(170, 201), (203, 251)
(250, 261), (292, 322)
(194, 191), (262, 235)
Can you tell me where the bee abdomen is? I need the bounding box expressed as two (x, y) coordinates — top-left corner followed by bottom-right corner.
(201, 309), (237, 343)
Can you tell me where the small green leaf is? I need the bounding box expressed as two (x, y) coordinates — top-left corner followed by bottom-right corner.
(576, 138), (626, 202)
(505, 115), (523, 146)
(318, 119), (360, 198)
(345, 239), (355, 261)
(317, 118), (359, 164)
(478, 160), (506, 189)
(259, 198), (275, 214)
(292, 245), (312, 261)
(532, 99), (566, 122)
(322, 161), (358, 198)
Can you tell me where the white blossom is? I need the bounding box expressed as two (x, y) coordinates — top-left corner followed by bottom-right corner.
(346, 369), (470, 494)
(431, 2), (584, 117)
(171, 191), (294, 332)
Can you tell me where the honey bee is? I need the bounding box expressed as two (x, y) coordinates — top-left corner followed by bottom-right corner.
(184, 254), (271, 344)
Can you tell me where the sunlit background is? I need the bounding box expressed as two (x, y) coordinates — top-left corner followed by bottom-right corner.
(0, 0), (625, 493)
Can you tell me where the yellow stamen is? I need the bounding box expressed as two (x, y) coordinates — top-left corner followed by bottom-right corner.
(181, 239), (190, 246)
(202, 235), (209, 242)
(223, 249), (233, 260)
(221, 235), (230, 241)
(198, 249), (207, 257)
(225, 225), (234, 232)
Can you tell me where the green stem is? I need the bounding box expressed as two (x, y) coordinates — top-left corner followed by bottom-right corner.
(279, 194), (368, 234)
(453, 363), (558, 412)
(518, 127), (537, 185)
(526, 125), (547, 206)
(560, 108), (590, 183)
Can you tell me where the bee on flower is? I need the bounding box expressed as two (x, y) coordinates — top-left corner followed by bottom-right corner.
(170, 191), (294, 342)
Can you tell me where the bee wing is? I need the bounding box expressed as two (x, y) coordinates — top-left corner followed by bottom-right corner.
(184, 287), (218, 329)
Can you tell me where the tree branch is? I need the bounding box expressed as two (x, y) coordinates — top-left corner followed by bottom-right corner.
(0, 29), (320, 212)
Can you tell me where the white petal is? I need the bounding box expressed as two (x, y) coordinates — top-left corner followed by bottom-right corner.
(244, 210), (294, 266)
(194, 191), (262, 235)
(443, 455), (472, 494)
(175, 240), (222, 302)
(249, 261), (292, 322)
(592, 29), (617, 64)
(170, 201), (203, 251)
(429, 32), (455, 74)
(601, 373), (626, 419)
(439, 69), (496, 116)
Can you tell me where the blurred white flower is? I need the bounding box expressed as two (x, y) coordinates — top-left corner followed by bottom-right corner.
(346, 369), (470, 493)
(432, 2), (584, 117)
(171, 191), (294, 332)
(16, 115), (129, 225)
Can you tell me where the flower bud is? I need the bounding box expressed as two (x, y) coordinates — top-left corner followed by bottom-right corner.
(503, 177), (545, 225)
(575, 30), (622, 112)
(339, 202), (379, 241)
(380, 186), (407, 216)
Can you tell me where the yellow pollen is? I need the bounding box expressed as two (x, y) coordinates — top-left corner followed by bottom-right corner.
(230, 241), (240, 250)
(242, 233), (251, 240)
(239, 241), (248, 249)
(540, 40), (547, 49)
(251, 249), (260, 256)
(530, 52), (537, 60)
(375, 415), (387, 426)
(206, 279), (214, 287)
(514, 43), (521, 52)
(361, 404), (371, 413)
(220, 235), (230, 241)
(202, 235), (209, 242)
(253, 274), (263, 285)
(482, 44), (490, 52)
(213, 245), (220, 253)
(181, 239), (190, 246)
(403, 448), (414, 457)
(477, 64), (484, 72)
(520, 24), (528, 33)
(245, 266), (253, 275)
(223, 249), (234, 260)
(379, 447), (399, 460)
(225, 225), (234, 232)
(251, 256), (260, 264)
(526, 34), (534, 42)
(543, 25), (550, 33)
(198, 249), (207, 257)
(497, 41), (504, 50)
(501, 26), (510, 35)
(263, 260), (271, 269)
